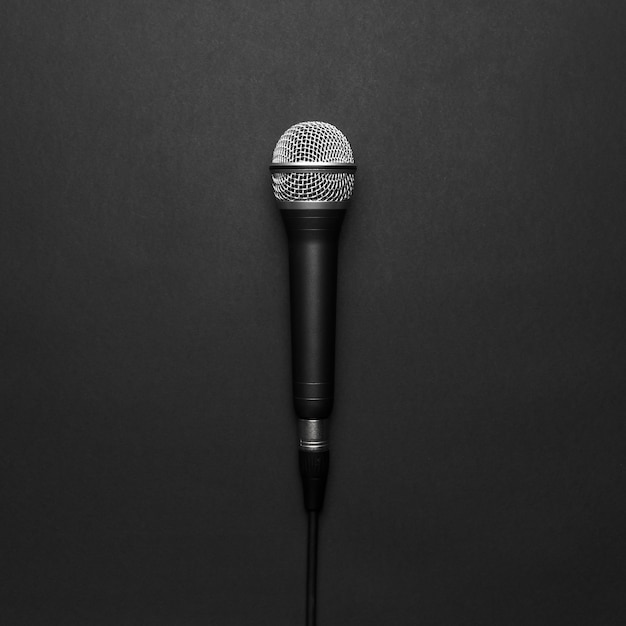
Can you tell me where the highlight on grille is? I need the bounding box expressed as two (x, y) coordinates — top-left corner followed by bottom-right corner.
(271, 121), (355, 202)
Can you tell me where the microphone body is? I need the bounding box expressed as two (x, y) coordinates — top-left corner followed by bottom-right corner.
(280, 201), (347, 421)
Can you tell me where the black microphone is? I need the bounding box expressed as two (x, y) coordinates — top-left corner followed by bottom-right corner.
(270, 121), (356, 626)
(270, 121), (356, 512)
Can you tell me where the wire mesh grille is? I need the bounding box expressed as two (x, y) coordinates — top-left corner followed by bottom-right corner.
(271, 121), (355, 202)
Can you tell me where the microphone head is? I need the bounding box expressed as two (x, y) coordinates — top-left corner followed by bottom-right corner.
(271, 121), (355, 202)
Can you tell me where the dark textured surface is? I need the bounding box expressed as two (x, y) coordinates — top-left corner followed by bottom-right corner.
(2, 1), (626, 624)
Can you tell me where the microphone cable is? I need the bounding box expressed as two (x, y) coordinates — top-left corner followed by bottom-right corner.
(306, 510), (319, 626)
(299, 445), (328, 626)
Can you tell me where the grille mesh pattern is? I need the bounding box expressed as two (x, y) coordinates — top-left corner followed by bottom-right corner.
(271, 121), (355, 202)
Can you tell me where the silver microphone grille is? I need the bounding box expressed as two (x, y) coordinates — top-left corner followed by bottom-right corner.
(271, 121), (355, 202)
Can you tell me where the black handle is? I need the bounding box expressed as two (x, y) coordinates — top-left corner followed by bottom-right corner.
(281, 207), (346, 420)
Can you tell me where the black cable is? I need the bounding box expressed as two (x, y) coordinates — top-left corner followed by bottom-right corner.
(306, 510), (319, 626)
(300, 448), (328, 625)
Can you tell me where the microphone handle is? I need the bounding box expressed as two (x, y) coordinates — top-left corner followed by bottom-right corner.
(280, 201), (347, 511)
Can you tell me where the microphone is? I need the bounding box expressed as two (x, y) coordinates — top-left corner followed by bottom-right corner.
(270, 121), (356, 512)
(270, 121), (356, 626)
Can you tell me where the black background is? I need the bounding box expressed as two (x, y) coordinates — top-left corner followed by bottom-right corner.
(2, 1), (626, 624)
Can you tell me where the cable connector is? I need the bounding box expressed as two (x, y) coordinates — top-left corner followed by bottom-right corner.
(297, 419), (330, 511)
(299, 449), (329, 512)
